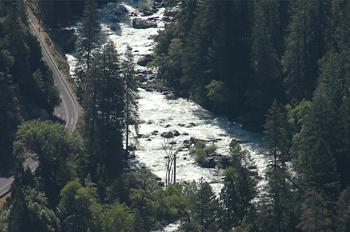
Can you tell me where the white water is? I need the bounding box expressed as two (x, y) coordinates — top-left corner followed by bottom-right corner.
(66, 3), (268, 229)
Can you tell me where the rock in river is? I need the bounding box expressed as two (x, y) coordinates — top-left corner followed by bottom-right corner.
(137, 54), (154, 66)
(161, 131), (174, 138)
(132, 18), (157, 29)
(172, 130), (180, 137)
(201, 157), (216, 168)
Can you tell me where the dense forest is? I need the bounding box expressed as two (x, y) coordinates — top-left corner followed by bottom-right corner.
(0, 0), (59, 168)
(0, 0), (350, 232)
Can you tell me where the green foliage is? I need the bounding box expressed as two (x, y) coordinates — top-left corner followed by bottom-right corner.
(336, 188), (350, 232)
(297, 190), (333, 232)
(0, 1), (59, 163)
(153, 184), (188, 221)
(264, 100), (291, 165)
(122, 45), (139, 156)
(294, 49), (350, 195)
(102, 203), (135, 232)
(248, 0), (284, 124)
(261, 101), (296, 232)
(81, 41), (127, 191)
(189, 141), (206, 164)
(13, 120), (85, 206)
(156, 0), (253, 118)
(189, 141), (216, 165)
(286, 100), (311, 137)
(58, 180), (99, 232)
(282, 0), (332, 101)
(179, 180), (220, 232)
(220, 140), (257, 230)
(7, 186), (60, 232)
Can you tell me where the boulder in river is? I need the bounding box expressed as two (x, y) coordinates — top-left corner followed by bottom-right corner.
(151, 130), (159, 135)
(140, 7), (156, 16)
(164, 9), (177, 17)
(172, 130), (180, 137)
(132, 18), (157, 29)
(161, 131), (174, 138)
(162, 16), (172, 22)
(183, 139), (191, 148)
(137, 54), (154, 66)
(217, 156), (231, 168)
(129, 153), (136, 159)
(128, 144), (137, 151)
(186, 122), (197, 128)
(114, 5), (128, 15)
(201, 157), (216, 168)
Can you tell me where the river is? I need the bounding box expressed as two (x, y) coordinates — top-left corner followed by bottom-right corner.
(66, 1), (268, 231)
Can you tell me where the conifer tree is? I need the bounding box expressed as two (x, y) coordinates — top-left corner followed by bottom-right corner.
(282, 0), (332, 101)
(263, 101), (294, 232)
(122, 45), (139, 157)
(180, 180), (220, 232)
(336, 188), (350, 232)
(76, 0), (101, 91)
(220, 140), (257, 230)
(249, 0), (283, 122)
(297, 190), (333, 232)
(83, 41), (125, 181)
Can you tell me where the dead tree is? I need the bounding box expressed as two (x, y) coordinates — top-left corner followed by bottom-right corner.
(162, 139), (183, 187)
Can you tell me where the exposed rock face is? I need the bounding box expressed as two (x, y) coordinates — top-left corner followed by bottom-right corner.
(132, 18), (157, 29)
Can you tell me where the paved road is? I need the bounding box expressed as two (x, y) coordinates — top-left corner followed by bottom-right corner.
(27, 11), (79, 131)
(0, 6), (79, 198)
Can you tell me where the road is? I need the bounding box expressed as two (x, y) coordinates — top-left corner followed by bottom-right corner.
(0, 6), (80, 198)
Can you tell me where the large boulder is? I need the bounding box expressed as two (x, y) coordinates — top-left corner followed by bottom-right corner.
(115, 5), (128, 15)
(140, 7), (156, 16)
(161, 131), (174, 138)
(132, 18), (157, 29)
(216, 155), (231, 168)
(128, 144), (137, 151)
(201, 157), (216, 168)
(137, 54), (154, 66)
(172, 130), (180, 137)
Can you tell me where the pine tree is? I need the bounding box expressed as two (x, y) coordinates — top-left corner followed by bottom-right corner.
(263, 100), (294, 232)
(83, 40), (125, 181)
(336, 188), (350, 232)
(297, 190), (333, 232)
(76, 0), (101, 90)
(294, 50), (348, 195)
(282, 0), (332, 101)
(180, 180), (220, 232)
(264, 100), (290, 167)
(122, 45), (139, 157)
(249, 0), (284, 123)
(220, 140), (257, 230)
